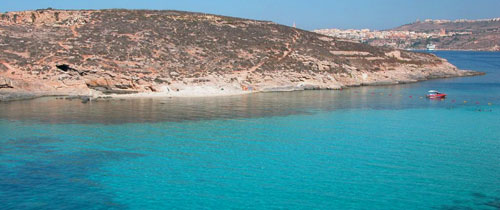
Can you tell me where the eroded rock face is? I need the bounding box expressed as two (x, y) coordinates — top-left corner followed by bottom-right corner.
(0, 9), (481, 98)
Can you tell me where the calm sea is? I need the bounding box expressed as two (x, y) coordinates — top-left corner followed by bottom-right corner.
(1, 51), (499, 209)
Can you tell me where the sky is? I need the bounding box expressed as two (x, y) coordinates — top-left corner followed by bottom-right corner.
(1, 0), (499, 30)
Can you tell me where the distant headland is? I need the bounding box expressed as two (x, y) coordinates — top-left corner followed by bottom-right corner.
(315, 17), (500, 51)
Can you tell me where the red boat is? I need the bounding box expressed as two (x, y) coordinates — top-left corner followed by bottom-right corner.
(426, 90), (447, 99)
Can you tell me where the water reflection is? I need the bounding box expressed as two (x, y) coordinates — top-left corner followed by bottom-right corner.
(0, 86), (459, 124)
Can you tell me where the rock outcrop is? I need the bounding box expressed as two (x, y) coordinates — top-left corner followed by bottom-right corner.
(0, 9), (482, 100)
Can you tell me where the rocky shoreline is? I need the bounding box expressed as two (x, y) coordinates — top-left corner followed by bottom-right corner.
(0, 68), (483, 102)
(0, 9), (485, 102)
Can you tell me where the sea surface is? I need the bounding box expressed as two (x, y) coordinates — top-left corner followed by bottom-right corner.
(1, 51), (499, 209)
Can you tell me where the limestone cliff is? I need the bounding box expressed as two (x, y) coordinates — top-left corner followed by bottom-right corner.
(0, 9), (481, 99)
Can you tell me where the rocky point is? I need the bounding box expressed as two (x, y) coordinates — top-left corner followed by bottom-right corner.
(0, 9), (482, 100)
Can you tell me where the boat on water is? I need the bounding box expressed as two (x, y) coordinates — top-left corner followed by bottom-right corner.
(426, 43), (436, 51)
(426, 90), (447, 99)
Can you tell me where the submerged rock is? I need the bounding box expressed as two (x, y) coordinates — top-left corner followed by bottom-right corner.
(81, 96), (90, 103)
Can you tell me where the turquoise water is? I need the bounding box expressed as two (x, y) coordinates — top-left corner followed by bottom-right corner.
(1, 51), (500, 209)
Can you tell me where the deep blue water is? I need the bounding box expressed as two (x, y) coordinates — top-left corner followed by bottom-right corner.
(1, 51), (500, 209)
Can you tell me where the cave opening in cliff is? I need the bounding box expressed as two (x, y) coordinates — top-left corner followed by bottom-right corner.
(56, 64), (70, 72)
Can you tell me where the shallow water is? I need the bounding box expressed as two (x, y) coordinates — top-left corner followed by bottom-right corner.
(1, 51), (500, 209)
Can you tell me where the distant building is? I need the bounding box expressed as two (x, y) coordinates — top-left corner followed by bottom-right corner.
(439, 28), (446, 36)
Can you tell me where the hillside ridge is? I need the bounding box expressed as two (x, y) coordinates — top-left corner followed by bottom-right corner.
(0, 9), (481, 100)
(316, 17), (500, 51)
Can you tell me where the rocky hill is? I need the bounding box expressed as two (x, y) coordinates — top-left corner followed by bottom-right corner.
(394, 18), (500, 33)
(392, 18), (500, 51)
(0, 9), (480, 100)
